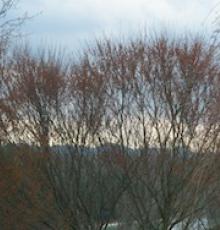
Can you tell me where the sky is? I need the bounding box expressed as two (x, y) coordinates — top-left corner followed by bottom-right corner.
(11, 0), (220, 49)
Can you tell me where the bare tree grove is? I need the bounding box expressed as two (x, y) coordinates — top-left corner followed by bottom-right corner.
(0, 6), (219, 228)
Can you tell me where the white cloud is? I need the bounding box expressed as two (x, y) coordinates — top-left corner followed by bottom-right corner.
(16, 0), (219, 49)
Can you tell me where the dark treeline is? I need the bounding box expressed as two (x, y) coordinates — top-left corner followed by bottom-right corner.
(0, 32), (219, 230)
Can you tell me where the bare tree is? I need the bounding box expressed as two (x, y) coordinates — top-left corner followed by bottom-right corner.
(76, 36), (219, 230)
(0, 0), (29, 145)
(5, 45), (68, 149)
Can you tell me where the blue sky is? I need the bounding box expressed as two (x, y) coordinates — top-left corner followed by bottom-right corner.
(12, 0), (220, 49)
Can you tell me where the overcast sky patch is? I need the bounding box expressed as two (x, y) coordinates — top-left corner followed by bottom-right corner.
(12, 0), (220, 49)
